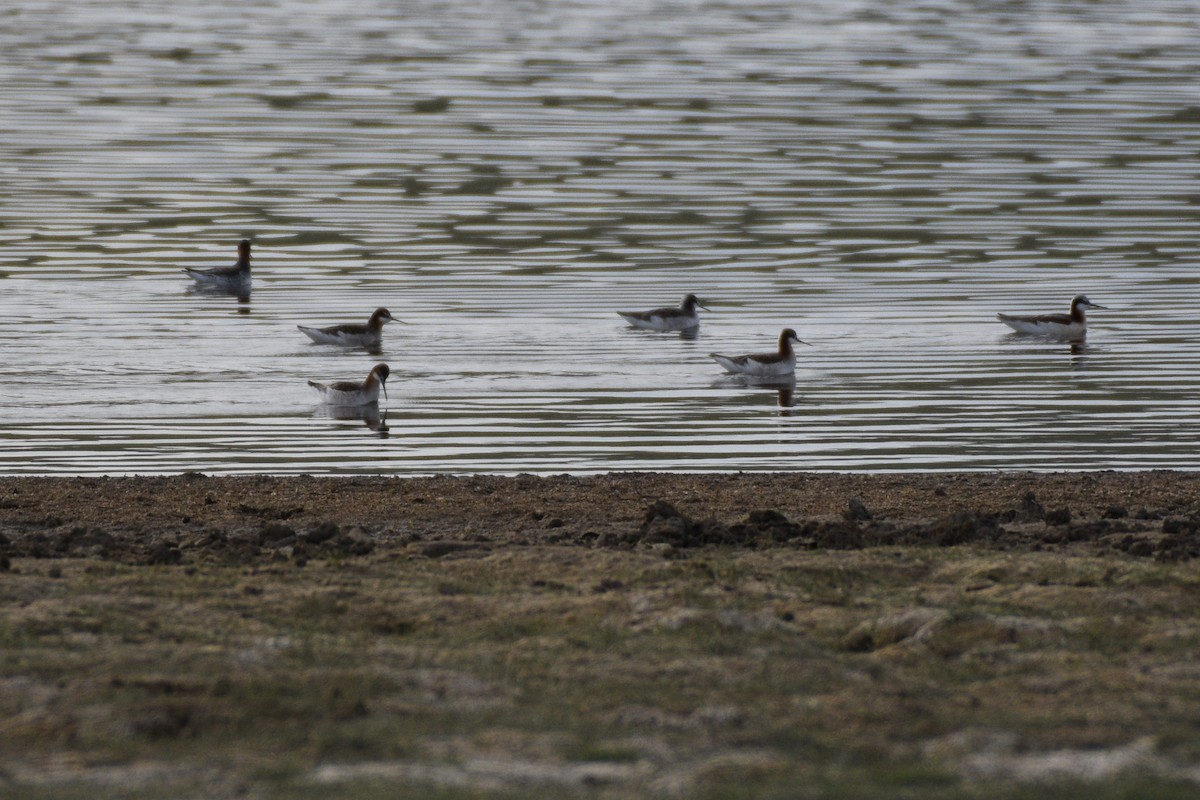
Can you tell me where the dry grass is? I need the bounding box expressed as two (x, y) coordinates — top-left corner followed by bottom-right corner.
(2, 541), (1200, 798)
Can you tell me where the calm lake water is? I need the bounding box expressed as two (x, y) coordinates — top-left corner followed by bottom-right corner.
(3, 0), (1200, 474)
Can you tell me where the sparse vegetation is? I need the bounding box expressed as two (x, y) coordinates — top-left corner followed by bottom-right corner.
(2, 474), (1199, 797)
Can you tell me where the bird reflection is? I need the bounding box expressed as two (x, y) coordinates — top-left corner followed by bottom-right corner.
(776, 383), (796, 415)
(184, 283), (252, 314)
(1067, 339), (1090, 369)
(714, 374), (798, 416)
(315, 403), (390, 436)
(1004, 335), (1091, 368)
(621, 326), (700, 342)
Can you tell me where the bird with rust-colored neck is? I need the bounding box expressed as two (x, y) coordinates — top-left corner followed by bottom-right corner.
(298, 308), (401, 349)
(184, 239), (252, 294)
(997, 294), (1106, 340)
(308, 363), (390, 406)
(618, 293), (709, 331)
(710, 328), (809, 377)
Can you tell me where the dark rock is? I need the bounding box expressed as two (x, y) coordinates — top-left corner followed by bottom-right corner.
(845, 498), (873, 522)
(305, 522), (339, 545)
(336, 529), (374, 556)
(1156, 535), (1200, 562)
(1103, 505), (1129, 519)
(66, 528), (116, 555)
(1066, 520), (1111, 541)
(418, 541), (477, 559)
(747, 509), (788, 528)
(24, 533), (51, 559)
(144, 542), (182, 565)
(259, 523), (296, 545)
(927, 512), (999, 546)
(1127, 539), (1155, 558)
(1162, 517), (1200, 535)
(734, 510), (800, 543)
(641, 501), (689, 543)
(1045, 507), (1072, 526)
(1017, 491), (1045, 522)
(638, 500), (740, 547)
(774, 518), (868, 550)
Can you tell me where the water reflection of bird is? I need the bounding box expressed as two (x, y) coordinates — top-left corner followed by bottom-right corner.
(776, 383), (795, 414)
(298, 307), (400, 350)
(184, 239), (252, 294)
(617, 293), (708, 331)
(997, 294), (1106, 340)
(710, 328), (809, 377)
(308, 363), (390, 406)
(319, 403), (390, 435)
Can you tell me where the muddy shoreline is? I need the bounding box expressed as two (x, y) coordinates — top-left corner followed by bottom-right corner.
(3, 471), (1199, 565)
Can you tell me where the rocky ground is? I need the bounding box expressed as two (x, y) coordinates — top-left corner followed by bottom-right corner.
(3, 471), (1200, 564)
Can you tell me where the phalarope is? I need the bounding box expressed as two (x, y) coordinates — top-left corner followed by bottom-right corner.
(184, 239), (252, 294)
(298, 308), (399, 349)
(308, 363), (390, 406)
(617, 293), (709, 331)
(997, 294), (1106, 340)
(710, 328), (809, 377)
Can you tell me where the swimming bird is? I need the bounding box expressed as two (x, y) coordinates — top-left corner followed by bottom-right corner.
(997, 294), (1106, 340)
(710, 328), (809, 377)
(308, 363), (390, 406)
(617, 293), (709, 331)
(184, 239), (252, 293)
(298, 308), (399, 349)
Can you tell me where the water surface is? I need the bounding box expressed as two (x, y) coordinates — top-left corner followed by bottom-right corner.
(3, 0), (1200, 474)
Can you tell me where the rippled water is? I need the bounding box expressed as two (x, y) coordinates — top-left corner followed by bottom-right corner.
(3, 0), (1200, 474)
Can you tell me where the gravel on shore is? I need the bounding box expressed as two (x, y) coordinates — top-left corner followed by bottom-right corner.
(2, 471), (1199, 564)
